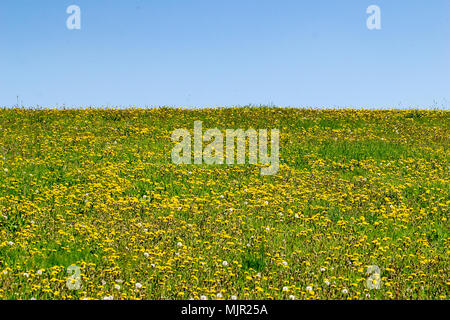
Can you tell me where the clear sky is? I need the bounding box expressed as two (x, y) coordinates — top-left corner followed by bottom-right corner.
(1, 0), (449, 108)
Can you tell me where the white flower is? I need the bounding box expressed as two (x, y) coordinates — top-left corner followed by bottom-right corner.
(342, 288), (348, 294)
(231, 295), (237, 300)
(289, 295), (296, 300)
(101, 280), (107, 286)
(2, 270), (8, 275)
(222, 261), (228, 266)
(115, 279), (124, 284)
(135, 282), (143, 289)
(294, 214), (299, 219)
(265, 227), (270, 232)
(7, 241), (14, 246)
(144, 252), (149, 257)
(282, 261), (288, 266)
(220, 195), (225, 199)
(282, 286), (289, 292)
(216, 293), (223, 298)
(103, 295), (114, 300)
(177, 242), (183, 247)
(200, 295), (207, 300)
(23, 273), (30, 278)
(114, 284), (121, 290)
(320, 267), (326, 272)
(324, 280), (330, 286)
(306, 286), (313, 291)
(37, 270), (43, 275)
(4, 168), (8, 172)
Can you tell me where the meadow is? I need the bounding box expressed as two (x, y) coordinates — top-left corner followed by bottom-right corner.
(0, 107), (448, 300)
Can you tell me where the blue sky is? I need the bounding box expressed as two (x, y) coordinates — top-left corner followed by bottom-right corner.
(0, 0), (449, 108)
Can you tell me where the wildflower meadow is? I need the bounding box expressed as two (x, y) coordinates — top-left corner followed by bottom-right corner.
(0, 107), (448, 300)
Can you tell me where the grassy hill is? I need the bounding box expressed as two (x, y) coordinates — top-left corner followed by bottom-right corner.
(0, 107), (448, 300)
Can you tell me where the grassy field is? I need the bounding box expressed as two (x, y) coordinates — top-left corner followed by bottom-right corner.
(0, 107), (448, 300)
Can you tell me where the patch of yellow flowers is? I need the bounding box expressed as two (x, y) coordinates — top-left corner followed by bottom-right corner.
(0, 107), (448, 300)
